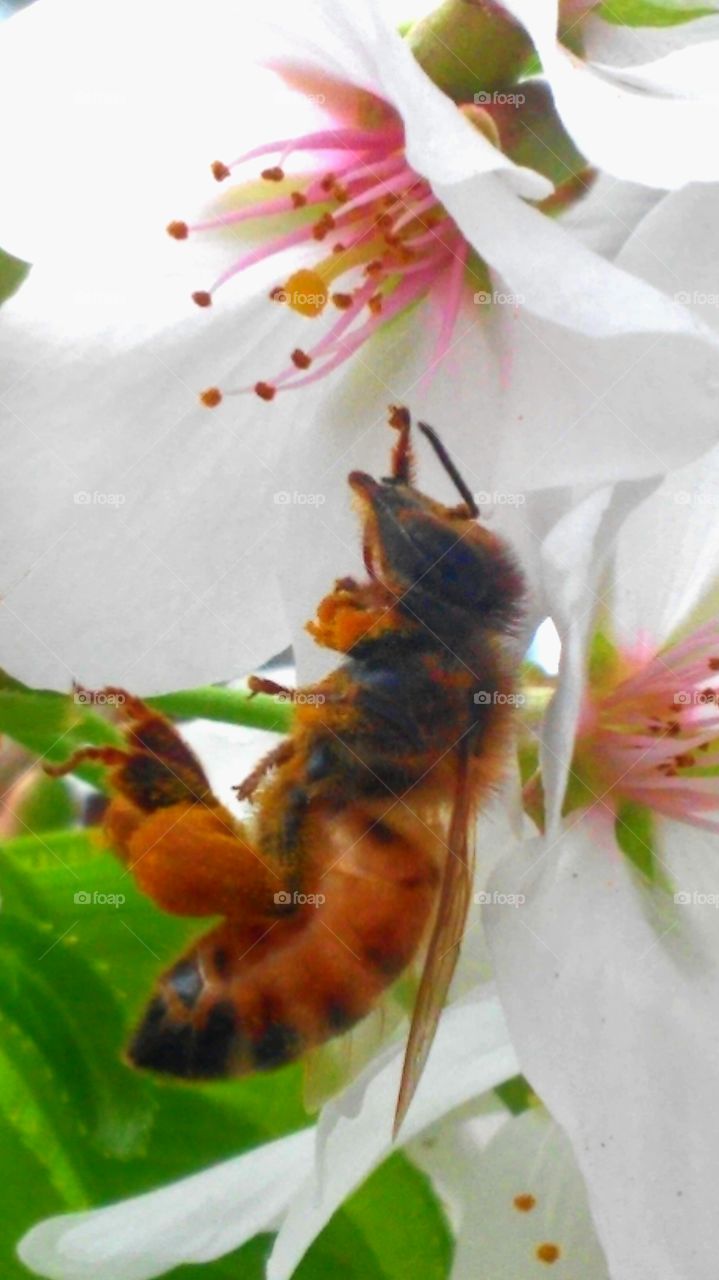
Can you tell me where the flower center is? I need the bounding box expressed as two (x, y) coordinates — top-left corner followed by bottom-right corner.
(572, 622), (719, 832)
(168, 114), (477, 406)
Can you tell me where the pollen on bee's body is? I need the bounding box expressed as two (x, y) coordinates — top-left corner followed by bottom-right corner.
(170, 110), (476, 402)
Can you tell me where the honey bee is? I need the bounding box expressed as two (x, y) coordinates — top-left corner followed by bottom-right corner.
(50, 408), (525, 1134)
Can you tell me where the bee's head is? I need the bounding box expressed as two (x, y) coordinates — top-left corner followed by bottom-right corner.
(348, 425), (524, 638)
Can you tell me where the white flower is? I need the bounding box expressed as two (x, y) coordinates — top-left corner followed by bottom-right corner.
(504, 0), (719, 189)
(484, 437), (719, 1280)
(415, 1105), (610, 1278)
(2, 0), (719, 692)
(18, 985), (517, 1280)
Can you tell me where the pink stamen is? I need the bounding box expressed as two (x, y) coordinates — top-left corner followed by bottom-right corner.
(226, 126), (405, 172)
(578, 621), (719, 833)
(175, 100), (485, 403)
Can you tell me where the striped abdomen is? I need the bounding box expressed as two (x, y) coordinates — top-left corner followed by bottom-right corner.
(128, 800), (443, 1079)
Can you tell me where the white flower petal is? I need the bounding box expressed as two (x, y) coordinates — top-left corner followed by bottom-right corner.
(503, 0), (719, 188)
(262, 0), (552, 196)
(485, 818), (719, 1280)
(267, 986), (518, 1280)
(582, 10), (719, 68)
(0, 287), (299, 692)
(538, 478), (658, 832)
(616, 182), (719, 336)
(18, 1128), (314, 1280)
(438, 169), (719, 340)
(611, 439), (719, 648)
(0, 0), (301, 264)
(448, 1109), (609, 1279)
(556, 173), (663, 260)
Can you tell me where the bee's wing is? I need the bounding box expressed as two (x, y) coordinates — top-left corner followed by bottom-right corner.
(302, 978), (415, 1113)
(393, 740), (475, 1138)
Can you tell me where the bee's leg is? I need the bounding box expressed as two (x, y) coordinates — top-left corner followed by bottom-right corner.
(48, 692), (293, 920)
(46, 745), (129, 778)
(246, 675), (296, 700)
(123, 801), (289, 920)
(233, 739), (295, 802)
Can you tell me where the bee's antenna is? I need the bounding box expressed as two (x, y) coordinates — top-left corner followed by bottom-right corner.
(417, 422), (479, 518)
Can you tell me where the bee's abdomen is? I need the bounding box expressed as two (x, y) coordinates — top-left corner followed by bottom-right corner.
(128, 803), (440, 1079)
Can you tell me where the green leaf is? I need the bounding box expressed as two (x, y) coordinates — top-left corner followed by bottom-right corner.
(0, 247), (30, 306)
(296, 1153), (452, 1280)
(495, 1074), (535, 1115)
(0, 797), (453, 1277)
(0, 685), (119, 789)
(597, 0), (715, 25)
(0, 1118), (66, 1279)
(615, 800), (673, 892)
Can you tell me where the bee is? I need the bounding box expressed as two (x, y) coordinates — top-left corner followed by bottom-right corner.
(50, 408), (525, 1134)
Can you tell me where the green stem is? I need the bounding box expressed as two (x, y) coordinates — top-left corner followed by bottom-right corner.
(147, 685), (293, 734)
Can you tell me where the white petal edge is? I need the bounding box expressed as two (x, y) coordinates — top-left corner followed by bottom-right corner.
(485, 817), (719, 1280)
(539, 477), (658, 835)
(18, 1128), (314, 1280)
(267, 985), (519, 1280)
(611, 438), (719, 649)
(265, 0), (552, 196)
(447, 1108), (609, 1279)
(437, 169), (719, 340)
(503, 0), (719, 188)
